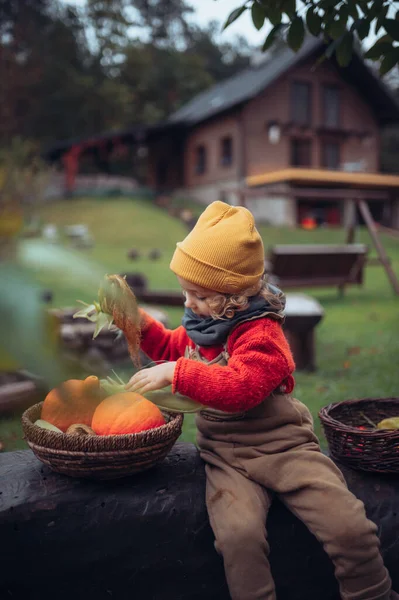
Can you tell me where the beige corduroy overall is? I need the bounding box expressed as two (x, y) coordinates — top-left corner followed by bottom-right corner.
(185, 329), (392, 600)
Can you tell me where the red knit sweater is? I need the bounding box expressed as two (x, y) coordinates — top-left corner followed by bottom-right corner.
(136, 310), (295, 413)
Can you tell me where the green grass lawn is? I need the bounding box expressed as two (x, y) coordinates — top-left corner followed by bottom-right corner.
(1, 196), (398, 452)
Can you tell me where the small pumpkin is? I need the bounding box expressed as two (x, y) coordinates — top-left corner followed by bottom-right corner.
(91, 392), (165, 436)
(41, 376), (104, 432)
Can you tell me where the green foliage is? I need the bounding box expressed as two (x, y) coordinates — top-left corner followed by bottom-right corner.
(287, 16), (305, 52)
(223, 0), (399, 75)
(223, 6), (247, 30)
(0, 1), (251, 149)
(262, 25), (283, 51)
(0, 138), (52, 244)
(0, 264), (69, 386)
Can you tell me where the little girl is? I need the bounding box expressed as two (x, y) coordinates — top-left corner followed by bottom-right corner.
(114, 201), (396, 600)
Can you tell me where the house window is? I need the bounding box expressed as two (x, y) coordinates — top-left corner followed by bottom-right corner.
(156, 159), (168, 187)
(291, 139), (312, 167)
(220, 136), (233, 167)
(323, 85), (340, 128)
(322, 141), (340, 169)
(291, 82), (312, 126)
(195, 145), (206, 175)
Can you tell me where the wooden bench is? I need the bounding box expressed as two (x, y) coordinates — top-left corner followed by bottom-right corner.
(284, 294), (324, 371)
(266, 244), (368, 294)
(0, 370), (46, 416)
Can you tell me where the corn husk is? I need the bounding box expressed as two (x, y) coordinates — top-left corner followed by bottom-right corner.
(99, 375), (203, 414)
(66, 423), (96, 436)
(147, 388), (204, 414)
(73, 300), (114, 338)
(34, 419), (63, 433)
(376, 417), (399, 430)
(74, 274), (141, 364)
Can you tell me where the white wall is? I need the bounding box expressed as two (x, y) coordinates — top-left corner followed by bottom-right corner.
(246, 196), (295, 226)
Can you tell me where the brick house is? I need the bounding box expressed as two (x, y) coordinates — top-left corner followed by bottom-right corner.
(47, 37), (399, 227)
(147, 37), (399, 227)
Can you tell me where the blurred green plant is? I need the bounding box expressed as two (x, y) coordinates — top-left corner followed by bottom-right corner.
(0, 141), (108, 383)
(0, 263), (68, 385)
(0, 138), (53, 245)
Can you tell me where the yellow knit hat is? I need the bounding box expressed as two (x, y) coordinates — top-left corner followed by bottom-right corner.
(170, 201), (264, 294)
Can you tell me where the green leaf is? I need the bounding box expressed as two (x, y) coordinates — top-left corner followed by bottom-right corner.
(339, 4), (349, 22)
(327, 18), (348, 40)
(93, 311), (113, 339)
(367, 0), (384, 20)
(267, 4), (283, 26)
(223, 5), (247, 31)
(364, 38), (393, 61)
(262, 24), (282, 51)
(380, 48), (399, 75)
(336, 32), (354, 67)
(384, 18), (399, 41)
(251, 2), (265, 31)
(73, 302), (98, 320)
(287, 16), (305, 52)
(347, 2), (359, 20)
(376, 6), (389, 34)
(306, 7), (322, 37)
(355, 18), (371, 40)
(100, 376), (127, 397)
(282, 0), (296, 18)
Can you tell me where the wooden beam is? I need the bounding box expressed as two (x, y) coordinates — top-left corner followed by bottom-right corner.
(243, 186), (389, 201)
(377, 224), (399, 239)
(292, 188), (389, 201)
(346, 199), (357, 244)
(357, 199), (399, 295)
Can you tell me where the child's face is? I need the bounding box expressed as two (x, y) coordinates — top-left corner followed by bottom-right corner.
(177, 276), (216, 318)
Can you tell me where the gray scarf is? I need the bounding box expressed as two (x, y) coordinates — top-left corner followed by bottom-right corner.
(181, 285), (285, 347)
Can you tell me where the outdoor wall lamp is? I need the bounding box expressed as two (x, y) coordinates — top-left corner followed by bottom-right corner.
(267, 121), (281, 144)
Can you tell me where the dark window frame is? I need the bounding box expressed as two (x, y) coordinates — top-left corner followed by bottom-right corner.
(291, 81), (312, 126)
(220, 136), (233, 167)
(290, 137), (313, 167)
(322, 84), (341, 128)
(195, 144), (207, 175)
(321, 139), (341, 170)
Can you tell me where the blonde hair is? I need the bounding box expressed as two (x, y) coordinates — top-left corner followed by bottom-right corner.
(206, 278), (284, 320)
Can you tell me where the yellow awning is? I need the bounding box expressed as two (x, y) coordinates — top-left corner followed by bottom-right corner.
(246, 168), (399, 189)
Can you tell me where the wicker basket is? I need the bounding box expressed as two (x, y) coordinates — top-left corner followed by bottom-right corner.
(22, 402), (183, 480)
(319, 397), (399, 473)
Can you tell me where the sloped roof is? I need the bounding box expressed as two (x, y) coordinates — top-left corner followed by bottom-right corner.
(169, 37), (399, 127)
(169, 37), (322, 125)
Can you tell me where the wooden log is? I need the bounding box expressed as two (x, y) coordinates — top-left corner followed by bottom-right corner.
(0, 372), (47, 415)
(1, 444), (398, 600)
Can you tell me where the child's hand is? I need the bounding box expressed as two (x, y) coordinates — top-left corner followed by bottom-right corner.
(126, 362), (177, 395)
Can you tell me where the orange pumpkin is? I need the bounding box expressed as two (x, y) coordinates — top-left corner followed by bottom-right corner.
(41, 376), (104, 432)
(91, 392), (165, 435)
